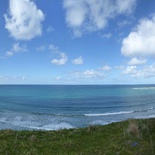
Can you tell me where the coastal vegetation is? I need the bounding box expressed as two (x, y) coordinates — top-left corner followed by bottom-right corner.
(0, 118), (155, 155)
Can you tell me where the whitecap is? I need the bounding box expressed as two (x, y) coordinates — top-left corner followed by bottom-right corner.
(17, 122), (76, 131)
(132, 87), (155, 90)
(91, 120), (113, 125)
(135, 115), (155, 119)
(39, 122), (75, 130)
(85, 111), (134, 117)
(147, 107), (154, 110)
(0, 118), (75, 130)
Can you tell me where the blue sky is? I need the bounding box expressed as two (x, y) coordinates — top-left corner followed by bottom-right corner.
(0, 0), (155, 84)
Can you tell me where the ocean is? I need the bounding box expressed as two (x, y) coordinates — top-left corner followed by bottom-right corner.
(0, 85), (155, 130)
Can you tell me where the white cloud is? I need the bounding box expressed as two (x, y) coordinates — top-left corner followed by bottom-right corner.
(128, 57), (147, 65)
(121, 15), (155, 57)
(51, 52), (68, 65)
(122, 64), (155, 79)
(63, 0), (136, 36)
(49, 44), (59, 52)
(69, 69), (106, 80)
(50, 44), (68, 65)
(0, 75), (27, 83)
(142, 64), (155, 78)
(6, 43), (27, 57)
(83, 70), (96, 78)
(83, 69), (105, 79)
(100, 65), (112, 71)
(116, 0), (136, 14)
(123, 66), (137, 74)
(117, 20), (131, 27)
(101, 33), (112, 39)
(12, 42), (27, 52)
(4, 0), (45, 40)
(72, 56), (83, 65)
(6, 51), (13, 57)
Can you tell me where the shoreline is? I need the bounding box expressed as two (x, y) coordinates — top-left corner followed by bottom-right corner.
(0, 118), (155, 154)
(1, 116), (155, 131)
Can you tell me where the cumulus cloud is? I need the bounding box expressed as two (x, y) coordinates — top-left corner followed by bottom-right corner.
(51, 52), (68, 65)
(100, 65), (112, 71)
(63, 0), (136, 36)
(121, 15), (155, 57)
(12, 42), (27, 52)
(101, 33), (112, 39)
(141, 64), (155, 78)
(6, 42), (27, 57)
(6, 51), (14, 57)
(128, 57), (147, 65)
(117, 20), (131, 27)
(76, 69), (105, 79)
(122, 64), (155, 79)
(50, 44), (68, 65)
(72, 56), (83, 65)
(49, 44), (59, 52)
(123, 66), (137, 74)
(0, 76), (27, 83)
(69, 69), (106, 80)
(83, 69), (105, 78)
(4, 0), (45, 40)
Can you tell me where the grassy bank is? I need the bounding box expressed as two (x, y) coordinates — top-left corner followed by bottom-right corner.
(0, 118), (155, 155)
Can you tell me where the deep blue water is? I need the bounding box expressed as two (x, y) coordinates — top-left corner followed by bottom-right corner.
(0, 85), (155, 130)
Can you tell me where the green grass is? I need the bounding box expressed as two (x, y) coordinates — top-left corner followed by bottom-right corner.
(0, 118), (155, 155)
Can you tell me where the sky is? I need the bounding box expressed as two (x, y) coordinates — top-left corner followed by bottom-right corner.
(0, 0), (155, 84)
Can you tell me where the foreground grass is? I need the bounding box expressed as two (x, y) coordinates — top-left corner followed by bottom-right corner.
(0, 118), (155, 155)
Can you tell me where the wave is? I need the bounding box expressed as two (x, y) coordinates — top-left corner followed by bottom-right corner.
(135, 115), (155, 119)
(90, 120), (118, 126)
(0, 106), (154, 130)
(20, 122), (75, 131)
(85, 107), (155, 117)
(35, 123), (75, 130)
(85, 111), (134, 117)
(0, 119), (75, 131)
(147, 107), (154, 110)
(132, 87), (155, 90)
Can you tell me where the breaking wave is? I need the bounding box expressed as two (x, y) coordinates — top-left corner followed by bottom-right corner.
(85, 111), (134, 117)
(85, 107), (154, 117)
(132, 87), (155, 90)
(0, 118), (75, 131)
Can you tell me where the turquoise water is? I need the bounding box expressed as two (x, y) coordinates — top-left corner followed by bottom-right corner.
(0, 85), (155, 130)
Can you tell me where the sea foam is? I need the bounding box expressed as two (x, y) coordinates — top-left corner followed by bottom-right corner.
(132, 87), (155, 90)
(85, 111), (134, 117)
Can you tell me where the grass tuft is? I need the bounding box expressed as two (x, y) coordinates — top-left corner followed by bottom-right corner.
(127, 120), (139, 137)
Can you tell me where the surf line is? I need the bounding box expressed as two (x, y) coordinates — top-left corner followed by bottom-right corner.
(85, 111), (134, 117)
